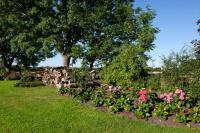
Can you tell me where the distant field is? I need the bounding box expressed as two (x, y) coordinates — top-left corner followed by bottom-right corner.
(0, 81), (199, 133)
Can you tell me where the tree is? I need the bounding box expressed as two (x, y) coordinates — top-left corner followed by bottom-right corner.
(81, 0), (132, 69)
(192, 19), (200, 59)
(47, 0), (85, 69)
(99, 4), (158, 87)
(0, 0), (55, 71)
(81, 1), (158, 69)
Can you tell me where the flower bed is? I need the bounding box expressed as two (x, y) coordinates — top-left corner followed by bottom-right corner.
(58, 86), (200, 127)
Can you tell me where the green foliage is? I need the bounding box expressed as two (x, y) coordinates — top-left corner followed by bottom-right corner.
(190, 106), (200, 123)
(101, 44), (148, 87)
(104, 90), (133, 113)
(58, 87), (68, 95)
(104, 91), (122, 107)
(15, 75), (44, 87)
(74, 87), (93, 103)
(71, 69), (90, 89)
(58, 69), (95, 103)
(91, 88), (105, 107)
(161, 49), (200, 97)
(0, 67), (5, 80)
(153, 103), (170, 120)
(80, 1), (158, 69)
(0, 0), (55, 70)
(20, 75), (35, 82)
(15, 81), (44, 87)
(116, 95), (133, 112)
(175, 110), (190, 124)
(134, 103), (154, 120)
(146, 75), (161, 90)
(161, 50), (192, 89)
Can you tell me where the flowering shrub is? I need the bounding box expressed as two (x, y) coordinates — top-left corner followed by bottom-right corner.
(58, 85), (199, 124)
(104, 90), (133, 113)
(175, 88), (186, 100)
(138, 88), (148, 103)
(159, 88), (186, 103)
(159, 92), (174, 103)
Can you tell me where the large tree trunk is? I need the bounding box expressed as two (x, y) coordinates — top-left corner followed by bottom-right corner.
(1, 55), (12, 72)
(63, 54), (71, 69)
(89, 62), (94, 70)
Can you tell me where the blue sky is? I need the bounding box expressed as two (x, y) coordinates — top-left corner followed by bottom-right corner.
(39, 0), (200, 67)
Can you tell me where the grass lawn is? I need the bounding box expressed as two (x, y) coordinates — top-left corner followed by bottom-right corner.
(0, 81), (199, 133)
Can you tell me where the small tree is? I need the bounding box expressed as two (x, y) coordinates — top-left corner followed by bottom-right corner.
(101, 44), (148, 87)
(161, 49), (193, 88)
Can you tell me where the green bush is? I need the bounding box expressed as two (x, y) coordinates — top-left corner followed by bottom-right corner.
(146, 75), (161, 91)
(153, 103), (170, 120)
(74, 87), (93, 103)
(15, 75), (44, 87)
(58, 87), (69, 95)
(91, 88), (105, 107)
(71, 69), (92, 88)
(0, 67), (6, 80)
(15, 81), (44, 87)
(101, 44), (148, 88)
(161, 49), (200, 97)
(175, 110), (190, 124)
(104, 90), (133, 113)
(190, 106), (200, 123)
(134, 103), (154, 120)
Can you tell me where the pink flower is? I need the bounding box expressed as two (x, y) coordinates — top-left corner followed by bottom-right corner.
(159, 89), (186, 103)
(179, 92), (185, 100)
(159, 94), (165, 99)
(159, 92), (174, 103)
(175, 88), (186, 100)
(175, 88), (183, 94)
(168, 92), (173, 96)
(139, 94), (148, 103)
(138, 88), (148, 103)
(139, 89), (148, 95)
(166, 94), (173, 103)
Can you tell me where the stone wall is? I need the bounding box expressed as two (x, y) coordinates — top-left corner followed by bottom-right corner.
(35, 67), (74, 88)
(34, 67), (99, 89)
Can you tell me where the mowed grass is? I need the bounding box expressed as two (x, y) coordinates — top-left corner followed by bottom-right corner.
(0, 81), (199, 133)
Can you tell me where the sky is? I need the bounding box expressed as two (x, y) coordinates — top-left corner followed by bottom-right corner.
(39, 0), (200, 68)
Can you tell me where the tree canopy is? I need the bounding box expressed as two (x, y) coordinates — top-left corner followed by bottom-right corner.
(0, 0), (158, 71)
(0, 0), (55, 71)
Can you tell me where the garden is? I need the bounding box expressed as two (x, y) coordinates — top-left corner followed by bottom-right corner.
(0, 0), (200, 132)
